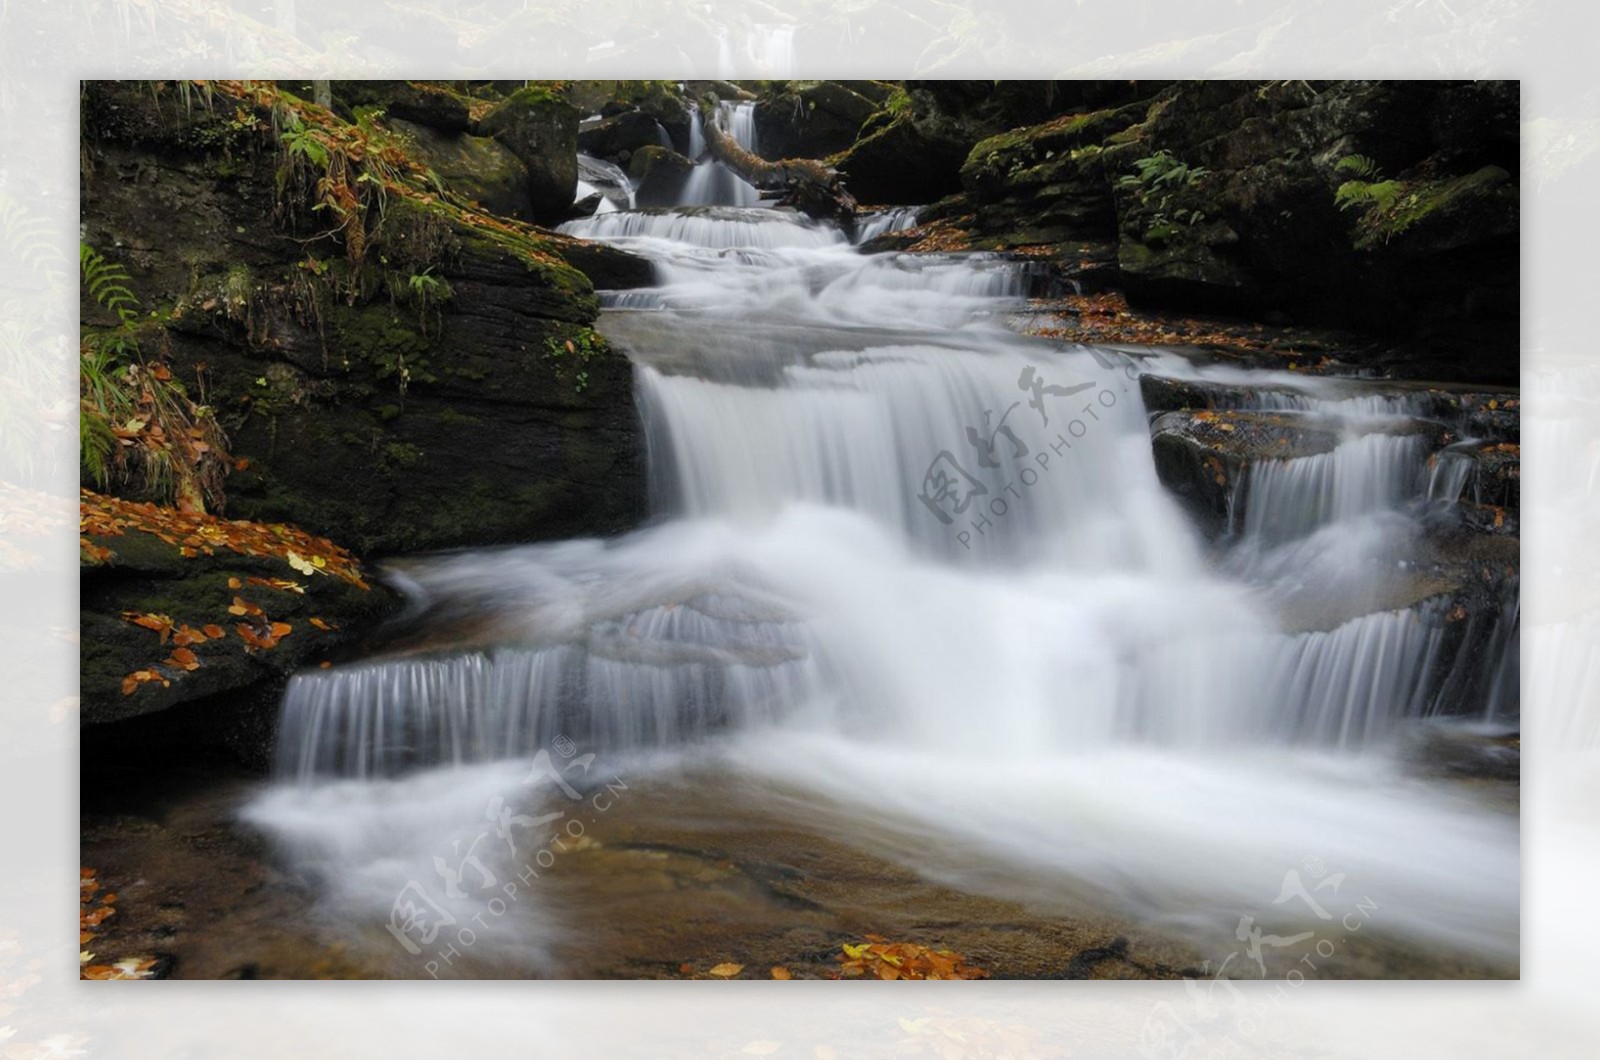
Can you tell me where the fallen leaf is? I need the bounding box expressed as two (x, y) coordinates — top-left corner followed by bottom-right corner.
(769, 966), (791, 980)
(708, 962), (744, 978)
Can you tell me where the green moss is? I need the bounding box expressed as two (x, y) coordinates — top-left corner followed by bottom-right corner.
(326, 302), (435, 393)
(542, 326), (608, 393)
(435, 406), (481, 427)
(378, 441), (424, 471)
(1355, 165), (1512, 249)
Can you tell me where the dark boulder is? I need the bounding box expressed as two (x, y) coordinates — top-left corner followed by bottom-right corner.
(480, 87), (581, 222)
(579, 110), (667, 161)
(81, 80), (647, 558)
(753, 81), (879, 160)
(389, 117), (531, 220)
(331, 80), (471, 134)
(79, 495), (399, 731)
(630, 145), (696, 207)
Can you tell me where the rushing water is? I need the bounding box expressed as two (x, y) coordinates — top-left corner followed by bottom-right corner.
(246, 160), (1520, 976)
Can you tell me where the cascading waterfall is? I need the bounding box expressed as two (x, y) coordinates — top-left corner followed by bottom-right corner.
(854, 206), (921, 244)
(678, 101), (763, 207)
(1232, 432), (1430, 542)
(251, 176), (1520, 971)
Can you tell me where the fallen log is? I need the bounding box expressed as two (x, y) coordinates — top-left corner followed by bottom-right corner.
(698, 97), (859, 226)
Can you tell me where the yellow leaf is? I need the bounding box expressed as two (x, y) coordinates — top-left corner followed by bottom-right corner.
(842, 943), (871, 959)
(769, 966), (791, 980)
(286, 551), (317, 576)
(707, 962), (744, 977)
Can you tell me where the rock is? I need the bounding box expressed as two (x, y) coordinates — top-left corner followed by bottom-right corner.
(1149, 409), (1447, 537)
(838, 117), (971, 205)
(388, 118), (531, 220)
(332, 80), (471, 134)
(579, 110), (666, 161)
(81, 80), (647, 557)
(1442, 442), (1520, 508)
(902, 81), (1517, 384)
(1402, 723), (1519, 781)
(479, 87), (581, 222)
(1140, 374), (1300, 414)
(629, 145), (695, 207)
(839, 81), (1165, 208)
(753, 81), (879, 160)
(79, 495), (399, 730)
(960, 105), (1142, 246)
(1140, 373), (1519, 439)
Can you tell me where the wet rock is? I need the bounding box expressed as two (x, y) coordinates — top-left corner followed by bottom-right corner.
(1402, 723), (1520, 781)
(1466, 443), (1520, 507)
(1150, 408), (1448, 537)
(388, 118), (531, 220)
(479, 87), (581, 222)
(629, 145), (696, 207)
(1457, 502), (1518, 536)
(79, 515), (399, 729)
(579, 111), (666, 161)
(754, 81), (880, 160)
(1140, 374), (1300, 415)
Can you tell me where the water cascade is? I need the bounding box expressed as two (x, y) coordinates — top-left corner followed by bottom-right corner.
(251, 177), (1520, 973)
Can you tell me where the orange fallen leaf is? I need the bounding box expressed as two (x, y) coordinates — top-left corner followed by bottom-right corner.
(707, 962), (744, 978)
(769, 966), (791, 980)
(165, 647), (200, 671)
(227, 595), (263, 617)
(202, 624), (226, 639)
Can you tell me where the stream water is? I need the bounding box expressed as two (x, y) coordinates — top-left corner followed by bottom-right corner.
(241, 121), (1519, 978)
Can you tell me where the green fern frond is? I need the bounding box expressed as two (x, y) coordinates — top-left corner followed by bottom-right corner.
(80, 242), (141, 326)
(1334, 154), (1381, 180)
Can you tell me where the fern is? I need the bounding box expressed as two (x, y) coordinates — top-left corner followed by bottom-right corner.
(1335, 154), (1381, 180)
(1335, 178), (1403, 213)
(80, 243), (141, 326)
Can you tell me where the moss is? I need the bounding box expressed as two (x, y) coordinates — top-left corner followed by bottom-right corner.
(435, 406), (481, 427)
(1355, 165), (1512, 249)
(326, 302), (435, 392)
(378, 441), (425, 471)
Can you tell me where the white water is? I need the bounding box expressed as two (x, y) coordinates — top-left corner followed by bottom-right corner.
(677, 102), (763, 208)
(249, 196), (1519, 974)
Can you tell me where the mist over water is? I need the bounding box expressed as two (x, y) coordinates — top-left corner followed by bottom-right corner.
(247, 164), (1519, 974)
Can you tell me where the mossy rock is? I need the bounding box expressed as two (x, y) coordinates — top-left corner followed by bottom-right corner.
(480, 87), (581, 222)
(630, 145), (695, 206)
(332, 80), (473, 134)
(79, 521), (398, 728)
(388, 117), (532, 220)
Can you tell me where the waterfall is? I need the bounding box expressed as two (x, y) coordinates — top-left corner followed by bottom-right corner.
(673, 101), (763, 208)
(1233, 432), (1430, 543)
(854, 206), (921, 244)
(252, 186), (1520, 970)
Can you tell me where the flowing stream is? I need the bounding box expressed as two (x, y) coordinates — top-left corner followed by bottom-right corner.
(245, 162), (1519, 977)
